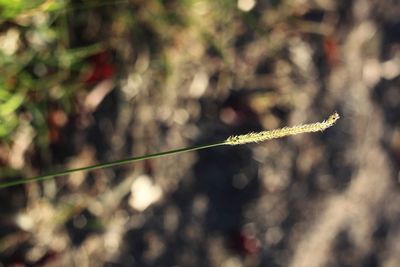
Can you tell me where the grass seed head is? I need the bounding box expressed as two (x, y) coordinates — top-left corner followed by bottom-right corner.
(225, 112), (340, 145)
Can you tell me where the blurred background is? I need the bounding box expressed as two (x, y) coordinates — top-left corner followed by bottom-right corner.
(0, 0), (399, 266)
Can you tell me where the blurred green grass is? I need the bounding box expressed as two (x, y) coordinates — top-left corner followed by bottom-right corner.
(0, 0), (64, 19)
(0, 0), (104, 143)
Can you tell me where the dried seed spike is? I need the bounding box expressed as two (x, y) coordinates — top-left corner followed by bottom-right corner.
(225, 112), (340, 145)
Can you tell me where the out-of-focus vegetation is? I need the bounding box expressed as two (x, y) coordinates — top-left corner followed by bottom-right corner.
(0, 0), (64, 19)
(0, 0), (103, 143)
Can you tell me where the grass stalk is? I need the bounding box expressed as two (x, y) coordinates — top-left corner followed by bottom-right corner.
(0, 113), (339, 189)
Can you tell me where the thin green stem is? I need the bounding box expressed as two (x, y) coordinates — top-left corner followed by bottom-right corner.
(0, 142), (225, 189)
